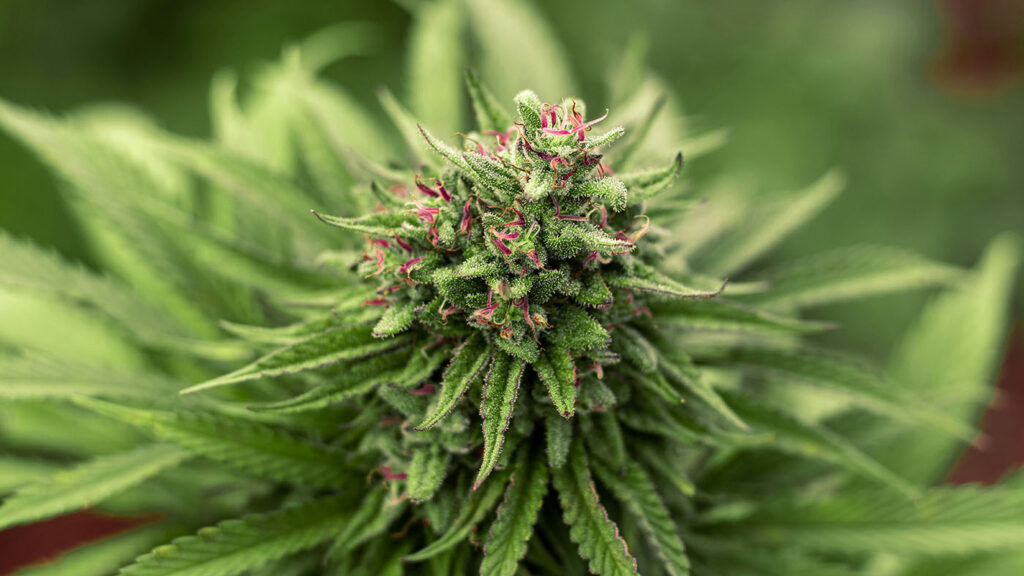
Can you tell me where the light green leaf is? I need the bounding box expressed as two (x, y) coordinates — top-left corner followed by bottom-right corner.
(653, 299), (832, 335)
(248, 347), (434, 414)
(120, 495), (355, 576)
(312, 210), (419, 237)
(408, 0), (464, 135)
(606, 262), (725, 299)
(696, 169), (845, 277)
(722, 347), (976, 442)
(416, 332), (492, 430)
(709, 481), (1024, 556)
(74, 398), (354, 489)
(0, 353), (179, 400)
(465, 69), (513, 133)
(741, 245), (963, 309)
(0, 444), (187, 530)
(373, 301), (416, 338)
(402, 469), (511, 563)
(328, 485), (407, 559)
(534, 344), (577, 418)
(481, 447), (549, 576)
(184, 325), (406, 393)
(724, 393), (919, 498)
(660, 354), (748, 431)
(552, 440), (638, 576)
(475, 352), (526, 489)
(592, 458), (690, 576)
(464, 0), (576, 102)
(873, 233), (1021, 484)
(408, 444), (450, 502)
(618, 153), (683, 202)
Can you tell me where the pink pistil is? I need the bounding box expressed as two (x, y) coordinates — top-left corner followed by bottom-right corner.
(492, 236), (513, 256)
(459, 200), (473, 235)
(408, 384), (436, 396)
(399, 256), (424, 274)
(551, 195), (587, 222)
(379, 465), (407, 481)
(394, 234), (413, 253)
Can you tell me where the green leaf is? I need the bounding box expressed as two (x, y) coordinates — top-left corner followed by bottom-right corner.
(120, 495), (355, 576)
(403, 468), (511, 563)
(534, 344), (577, 418)
(546, 414), (573, 470)
(14, 524), (177, 576)
(724, 393), (919, 498)
(465, 69), (513, 133)
(464, 0), (576, 102)
(618, 153), (683, 202)
(74, 398), (354, 489)
(652, 299), (832, 336)
(481, 447), (549, 576)
(407, 0), (464, 135)
(379, 87), (432, 168)
(708, 481), (1024, 556)
(696, 169), (845, 277)
(0, 444), (187, 530)
(660, 354), (748, 431)
(606, 262), (725, 299)
(0, 454), (58, 494)
(552, 440), (638, 576)
(417, 123), (473, 173)
(874, 233), (1021, 484)
(248, 347), (437, 414)
(373, 301), (416, 338)
(408, 444), (450, 502)
(612, 325), (659, 374)
(184, 325), (406, 393)
(475, 352), (526, 489)
(328, 485), (407, 559)
(592, 458), (690, 576)
(311, 210), (419, 237)
(741, 245), (963, 309)
(549, 305), (610, 352)
(416, 332), (492, 430)
(0, 353), (179, 400)
(720, 347), (976, 442)
(568, 178), (628, 212)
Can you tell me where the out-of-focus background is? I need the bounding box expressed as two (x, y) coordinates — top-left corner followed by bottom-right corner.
(1, 0), (1021, 359)
(0, 0), (1021, 572)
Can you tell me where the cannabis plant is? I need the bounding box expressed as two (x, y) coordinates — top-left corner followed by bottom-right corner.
(1, 15), (1022, 576)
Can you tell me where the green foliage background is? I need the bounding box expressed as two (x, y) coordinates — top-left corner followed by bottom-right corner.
(1, 0), (1020, 359)
(0, 1), (1022, 575)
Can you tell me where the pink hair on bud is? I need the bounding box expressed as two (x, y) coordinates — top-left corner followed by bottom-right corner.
(399, 256), (424, 274)
(459, 200), (473, 235)
(394, 234), (413, 253)
(362, 297), (391, 306)
(525, 249), (543, 268)
(551, 195), (587, 221)
(410, 201), (439, 224)
(370, 238), (391, 248)
(493, 229), (520, 241)
(378, 466), (407, 481)
(473, 301), (500, 321)
(435, 181), (451, 203)
(503, 207), (525, 227)
(408, 384), (436, 396)
(492, 236), (513, 256)
(441, 305), (461, 322)
(415, 176), (439, 198)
